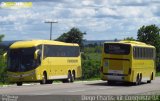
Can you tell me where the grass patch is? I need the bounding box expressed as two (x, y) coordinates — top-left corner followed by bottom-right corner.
(0, 82), (5, 85)
(0, 82), (9, 86)
(156, 72), (160, 76)
(87, 53), (101, 61)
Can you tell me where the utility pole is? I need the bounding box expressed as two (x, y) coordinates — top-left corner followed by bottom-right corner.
(45, 21), (58, 40)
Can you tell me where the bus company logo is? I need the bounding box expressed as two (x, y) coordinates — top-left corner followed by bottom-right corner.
(0, 2), (32, 8)
(67, 59), (78, 63)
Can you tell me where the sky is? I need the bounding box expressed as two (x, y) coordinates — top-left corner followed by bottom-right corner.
(0, 0), (160, 41)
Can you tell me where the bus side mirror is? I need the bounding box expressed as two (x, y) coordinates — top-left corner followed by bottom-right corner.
(34, 50), (40, 60)
(3, 52), (7, 59)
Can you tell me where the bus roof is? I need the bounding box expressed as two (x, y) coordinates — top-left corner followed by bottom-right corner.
(10, 40), (79, 49)
(104, 40), (155, 48)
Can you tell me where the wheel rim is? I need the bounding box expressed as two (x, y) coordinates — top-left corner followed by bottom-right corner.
(136, 75), (139, 85)
(72, 73), (75, 82)
(42, 73), (47, 84)
(68, 72), (72, 82)
(138, 75), (142, 85)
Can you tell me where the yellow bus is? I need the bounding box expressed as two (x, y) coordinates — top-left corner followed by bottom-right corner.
(100, 41), (156, 85)
(7, 40), (82, 86)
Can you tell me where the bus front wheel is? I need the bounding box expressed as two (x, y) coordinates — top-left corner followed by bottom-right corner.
(107, 80), (115, 85)
(40, 72), (47, 84)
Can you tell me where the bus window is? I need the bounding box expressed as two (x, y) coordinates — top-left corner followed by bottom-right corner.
(7, 47), (37, 72)
(104, 43), (130, 55)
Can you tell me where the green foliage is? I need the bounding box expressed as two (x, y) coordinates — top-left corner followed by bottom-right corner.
(114, 38), (118, 42)
(124, 37), (136, 41)
(0, 35), (4, 41)
(0, 65), (7, 83)
(0, 59), (9, 84)
(83, 46), (102, 53)
(56, 27), (86, 48)
(0, 34), (7, 83)
(156, 72), (160, 76)
(81, 46), (102, 79)
(82, 59), (100, 79)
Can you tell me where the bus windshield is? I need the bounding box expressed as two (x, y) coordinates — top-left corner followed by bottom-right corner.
(7, 47), (38, 72)
(104, 43), (130, 55)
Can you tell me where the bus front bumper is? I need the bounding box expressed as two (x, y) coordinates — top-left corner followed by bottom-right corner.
(101, 73), (129, 81)
(7, 71), (37, 83)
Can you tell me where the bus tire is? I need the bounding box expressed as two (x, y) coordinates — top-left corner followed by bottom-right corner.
(135, 74), (140, 85)
(68, 71), (73, 83)
(16, 82), (22, 86)
(62, 71), (73, 83)
(147, 73), (153, 83)
(71, 71), (75, 82)
(138, 74), (142, 85)
(147, 80), (151, 83)
(41, 72), (47, 84)
(107, 80), (115, 85)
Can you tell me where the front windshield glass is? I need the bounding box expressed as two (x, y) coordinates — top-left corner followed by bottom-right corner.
(7, 47), (37, 72)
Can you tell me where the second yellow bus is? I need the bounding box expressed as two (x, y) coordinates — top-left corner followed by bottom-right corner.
(100, 41), (156, 85)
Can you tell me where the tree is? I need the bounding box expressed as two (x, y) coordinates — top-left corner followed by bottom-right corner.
(124, 37), (135, 41)
(114, 38), (118, 42)
(0, 34), (6, 83)
(0, 34), (5, 55)
(56, 27), (86, 48)
(137, 25), (160, 71)
(137, 25), (160, 53)
(0, 35), (4, 42)
(0, 34), (4, 55)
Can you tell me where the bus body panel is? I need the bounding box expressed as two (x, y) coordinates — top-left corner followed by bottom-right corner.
(37, 56), (82, 80)
(131, 59), (155, 82)
(102, 58), (130, 81)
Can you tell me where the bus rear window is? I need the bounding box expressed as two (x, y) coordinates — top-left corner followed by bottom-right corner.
(104, 43), (130, 55)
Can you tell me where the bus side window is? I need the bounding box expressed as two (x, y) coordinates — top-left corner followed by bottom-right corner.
(38, 50), (41, 64)
(134, 48), (136, 58)
(134, 47), (136, 58)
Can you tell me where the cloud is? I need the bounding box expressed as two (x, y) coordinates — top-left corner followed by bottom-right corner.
(118, 0), (151, 6)
(0, 0), (160, 40)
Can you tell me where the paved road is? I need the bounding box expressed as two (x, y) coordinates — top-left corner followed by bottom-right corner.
(1, 77), (160, 95)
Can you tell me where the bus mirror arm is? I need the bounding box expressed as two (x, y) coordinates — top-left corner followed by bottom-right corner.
(3, 52), (7, 59)
(34, 50), (40, 60)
